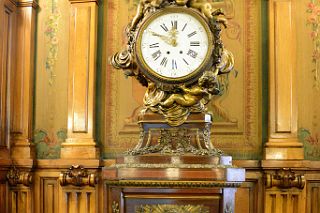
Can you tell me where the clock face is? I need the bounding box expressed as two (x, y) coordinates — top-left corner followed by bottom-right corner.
(136, 7), (213, 84)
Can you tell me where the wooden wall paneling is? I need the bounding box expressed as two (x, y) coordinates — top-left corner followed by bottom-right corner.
(8, 186), (33, 213)
(0, 170), (8, 213)
(265, 0), (303, 160)
(0, 0), (16, 159)
(33, 171), (60, 213)
(305, 173), (320, 213)
(10, 0), (38, 163)
(235, 171), (264, 213)
(265, 188), (305, 213)
(59, 187), (97, 213)
(61, 0), (99, 159)
(306, 181), (320, 213)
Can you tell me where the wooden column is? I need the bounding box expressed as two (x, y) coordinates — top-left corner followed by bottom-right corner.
(60, 0), (99, 159)
(264, 0), (304, 160)
(0, 0), (16, 159)
(10, 0), (37, 163)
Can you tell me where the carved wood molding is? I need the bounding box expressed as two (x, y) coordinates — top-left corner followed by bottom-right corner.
(6, 166), (32, 186)
(15, 0), (38, 8)
(59, 165), (97, 187)
(265, 168), (305, 189)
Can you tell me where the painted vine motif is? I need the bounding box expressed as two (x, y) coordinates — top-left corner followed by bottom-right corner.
(298, 128), (320, 160)
(307, 0), (320, 89)
(33, 129), (67, 159)
(44, 0), (61, 85)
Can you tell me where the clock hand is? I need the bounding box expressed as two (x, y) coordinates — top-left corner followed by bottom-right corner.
(150, 31), (177, 47)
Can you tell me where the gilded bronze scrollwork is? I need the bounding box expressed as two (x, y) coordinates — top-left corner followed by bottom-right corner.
(265, 168), (305, 189)
(6, 166), (33, 187)
(59, 165), (97, 187)
(126, 127), (222, 156)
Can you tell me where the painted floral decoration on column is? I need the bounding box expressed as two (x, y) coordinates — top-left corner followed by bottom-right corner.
(307, 0), (320, 89)
(44, 0), (61, 85)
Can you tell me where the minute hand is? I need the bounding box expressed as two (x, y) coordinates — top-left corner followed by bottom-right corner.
(151, 31), (175, 46)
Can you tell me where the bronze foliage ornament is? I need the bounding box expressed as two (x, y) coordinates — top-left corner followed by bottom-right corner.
(59, 165), (97, 187)
(265, 168), (305, 189)
(135, 204), (210, 213)
(6, 166), (33, 187)
(112, 201), (120, 213)
(111, 0), (235, 127)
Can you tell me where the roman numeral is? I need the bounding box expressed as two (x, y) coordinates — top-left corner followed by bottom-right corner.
(183, 58), (189, 65)
(182, 23), (187, 31)
(152, 50), (161, 60)
(149, 43), (159, 48)
(160, 23), (169, 32)
(190, 41), (200, 46)
(171, 20), (177, 30)
(172, 59), (177, 70)
(160, 57), (168, 67)
(188, 31), (197, 38)
(187, 49), (198, 59)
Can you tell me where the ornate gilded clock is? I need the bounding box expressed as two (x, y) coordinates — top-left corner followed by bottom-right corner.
(135, 7), (213, 85)
(111, 0), (234, 127)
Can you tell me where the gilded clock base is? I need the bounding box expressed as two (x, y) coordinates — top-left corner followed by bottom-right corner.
(126, 112), (222, 156)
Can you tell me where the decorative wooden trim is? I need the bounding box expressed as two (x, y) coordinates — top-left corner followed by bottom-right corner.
(6, 167), (32, 186)
(265, 169), (305, 189)
(264, 0), (303, 160)
(59, 165), (97, 187)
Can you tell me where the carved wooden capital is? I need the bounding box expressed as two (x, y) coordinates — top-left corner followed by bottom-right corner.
(6, 167), (32, 186)
(59, 165), (97, 187)
(265, 168), (305, 189)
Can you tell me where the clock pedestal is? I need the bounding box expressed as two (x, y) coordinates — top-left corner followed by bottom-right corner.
(128, 112), (222, 156)
(103, 112), (245, 213)
(103, 154), (245, 213)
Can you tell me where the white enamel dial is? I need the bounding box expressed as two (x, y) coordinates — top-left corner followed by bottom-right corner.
(136, 8), (212, 82)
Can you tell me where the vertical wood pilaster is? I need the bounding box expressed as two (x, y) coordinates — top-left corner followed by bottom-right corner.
(61, 0), (99, 159)
(264, 0), (304, 160)
(0, 0), (38, 163)
(10, 0), (38, 163)
(0, 0), (16, 159)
